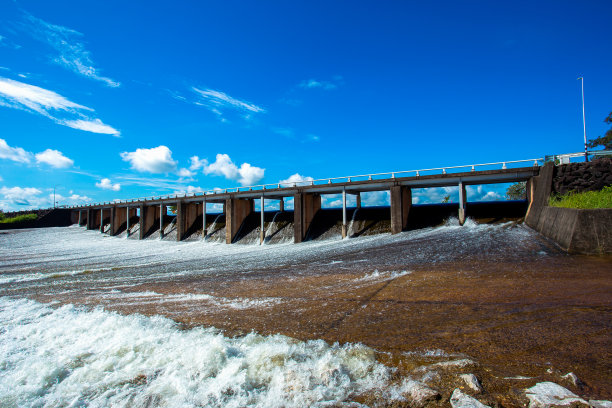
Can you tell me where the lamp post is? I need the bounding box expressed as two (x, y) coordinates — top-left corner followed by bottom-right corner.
(578, 76), (588, 162)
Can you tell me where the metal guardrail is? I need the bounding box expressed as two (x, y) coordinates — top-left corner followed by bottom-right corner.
(65, 150), (610, 209)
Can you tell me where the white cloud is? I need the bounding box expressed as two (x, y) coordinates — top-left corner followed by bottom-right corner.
(188, 155), (208, 171)
(0, 186), (42, 207)
(0, 77), (120, 135)
(35, 149), (73, 168)
(115, 176), (189, 190)
(120, 146), (178, 174)
(298, 76), (343, 91)
(177, 168), (195, 179)
(190, 87), (265, 121)
(95, 178), (120, 191)
(62, 119), (120, 136)
(23, 13), (120, 87)
(0, 138), (33, 163)
(279, 173), (314, 187)
(0, 186), (92, 210)
(237, 163), (265, 186)
(203, 153), (265, 186)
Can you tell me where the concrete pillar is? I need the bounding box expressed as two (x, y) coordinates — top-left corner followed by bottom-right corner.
(87, 209), (94, 230)
(126, 207), (131, 237)
(225, 198), (253, 244)
(178, 201), (198, 241)
(111, 206), (127, 236)
(176, 200), (184, 242)
(202, 199), (207, 239)
(356, 192), (361, 208)
(525, 162), (554, 228)
(390, 186), (411, 234)
(159, 204), (165, 239)
(279, 197), (284, 212)
(293, 193), (321, 243)
(100, 208), (105, 233)
(342, 188), (347, 239)
(78, 211), (82, 226)
(139, 204), (156, 240)
(260, 196), (265, 244)
(458, 182), (467, 225)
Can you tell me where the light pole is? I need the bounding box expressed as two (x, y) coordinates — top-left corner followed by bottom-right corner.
(53, 185), (60, 208)
(578, 76), (588, 162)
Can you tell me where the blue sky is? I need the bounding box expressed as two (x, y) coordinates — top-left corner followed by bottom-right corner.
(0, 1), (610, 211)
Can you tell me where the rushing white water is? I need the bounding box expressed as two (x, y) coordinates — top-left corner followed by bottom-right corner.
(263, 211), (281, 244)
(346, 208), (359, 239)
(0, 297), (390, 407)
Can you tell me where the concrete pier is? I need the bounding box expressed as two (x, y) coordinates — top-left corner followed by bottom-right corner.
(226, 198), (253, 244)
(294, 192), (321, 243)
(110, 206), (127, 236)
(390, 186), (411, 234)
(178, 201), (199, 241)
(458, 182), (467, 225)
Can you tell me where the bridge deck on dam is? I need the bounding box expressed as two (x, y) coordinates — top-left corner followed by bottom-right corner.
(68, 165), (541, 244)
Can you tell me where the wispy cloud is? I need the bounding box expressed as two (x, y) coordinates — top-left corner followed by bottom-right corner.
(298, 76), (344, 91)
(114, 176), (190, 191)
(21, 12), (119, 87)
(0, 77), (120, 135)
(174, 87), (265, 122)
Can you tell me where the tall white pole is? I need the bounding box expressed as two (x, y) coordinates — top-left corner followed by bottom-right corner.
(579, 77), (588, 162)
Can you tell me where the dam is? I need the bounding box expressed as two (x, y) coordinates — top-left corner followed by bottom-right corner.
(68, 159), (541, 244)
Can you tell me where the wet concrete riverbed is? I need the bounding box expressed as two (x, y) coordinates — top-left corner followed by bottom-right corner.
(0, 220), (610, 407)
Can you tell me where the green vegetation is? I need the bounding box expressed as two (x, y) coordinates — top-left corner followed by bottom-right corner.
(442, 195), (450, 203)
(506, 182), (527, 200)
(0, 213), (38, 224)
(587, 111), (612, 155)
(549, 186), (612, 209)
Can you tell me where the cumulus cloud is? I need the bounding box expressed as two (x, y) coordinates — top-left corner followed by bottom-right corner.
(0, 186), (41, 206)
(279, 173), (314, 187)
(35, 149), (73, 168)
(95, 178), (120, 191)
(0, 77), (120, 135)
(0, 138), (33, 163)
(177, 168), (195, 179)
(22, 13), (120, 87)
(189, 155), (208, 171)
(120, 146), (178, 174)
(202, 153), (265, 186)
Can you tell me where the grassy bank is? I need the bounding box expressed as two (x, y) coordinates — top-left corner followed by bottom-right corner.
(549, 185), (612, 209)
(0, 213), (38, 224)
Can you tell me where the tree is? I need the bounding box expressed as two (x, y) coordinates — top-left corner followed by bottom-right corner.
(506, 182), (526, 200)
(587, 111), (612, 151)
(442, 195), (451, 203)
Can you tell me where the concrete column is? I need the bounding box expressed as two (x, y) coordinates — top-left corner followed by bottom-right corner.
(111, 206), (127, 236)
(126, 207), (131, 237)
(100, 208), (105, 233)
(139, 204), (156, 240)
(176, 200), (184, 241)
(342, 188), (347, 239)
(260, 196), (265, 245)
(179, 202), (198, 241)
(279, 197), (284, 212)
(458, 182), (467, 225)
(293, 193), (321, 243)
(525, 162), (554, 228)
(78, 211), (82, 226)
(225, 198), (253, 244)
(159, 204), (165, 239)
(390, 186), (411, 234)
(356, 192), (361, 209)
(86, 209), (92, 229)
(202, 199), (207, 240)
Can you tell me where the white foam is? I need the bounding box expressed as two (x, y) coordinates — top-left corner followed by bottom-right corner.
(0, 297), (392, 407)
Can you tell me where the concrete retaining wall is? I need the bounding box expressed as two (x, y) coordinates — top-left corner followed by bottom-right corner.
(531, 207), (612, 254)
